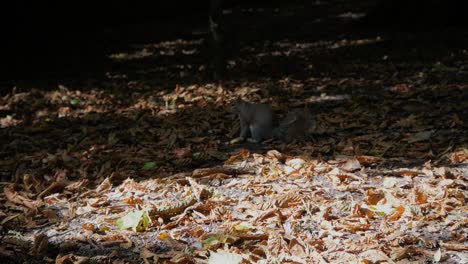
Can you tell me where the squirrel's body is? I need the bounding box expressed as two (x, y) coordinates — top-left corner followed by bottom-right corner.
(235, 99), (274, 142)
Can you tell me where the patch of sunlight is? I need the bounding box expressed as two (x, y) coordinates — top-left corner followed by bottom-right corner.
(267, 36), (383, 57)
(109, 39), (203, 61)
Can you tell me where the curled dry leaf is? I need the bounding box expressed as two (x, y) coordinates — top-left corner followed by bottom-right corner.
(96, 177), (113, 194)
(390, 247), (409, 261)
(391, 169), (420, 177)
(439, 241), (468, 251)
(414, 189), (428, 204)
(342, 157), (361, 172)
(288, 238), (308, 259)
(266, 150), (285, 162)
(352, 204), (376, 219)
(64, 179), (88, 192)
(366, 189), (385, 205)
(344, 223), (372, 232)
(4, 184), (43, 209)
(37, 181), (66, 199)
(267, 232), (289, 258)
(192, 167), (232, 178)
(122, 196), (144, 206)
(82, 223), (95, 232)
(174, 147), (192, 158)
(140, 248), (160, 264)
(224, 149), (250, 165)
(356, 155), (382, 165)
(120, 235), (133, 249)
(285, 158), (307, 170)
(449, 148), (468, 163)
(387, 205), (405, 222)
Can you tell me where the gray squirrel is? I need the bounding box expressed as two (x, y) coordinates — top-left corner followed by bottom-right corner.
(234, 99), (315, 143)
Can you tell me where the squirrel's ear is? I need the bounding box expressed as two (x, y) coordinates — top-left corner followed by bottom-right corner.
(232, 98), (243, 110)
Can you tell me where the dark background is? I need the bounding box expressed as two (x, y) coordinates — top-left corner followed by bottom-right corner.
(2, 0), (468, 82)
(1, 0), (275, 81)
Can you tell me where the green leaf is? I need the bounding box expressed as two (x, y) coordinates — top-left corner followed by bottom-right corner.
(70, 98), (80, 105)
(407, 130), (432, 143)
(116, 209), (150, 232)
(233, 223), (252, 232)
(432, 63), (457, 73)
(203, 236), (221, 249)
(142, 161), (157, 171)
(365, 149), (380, 156)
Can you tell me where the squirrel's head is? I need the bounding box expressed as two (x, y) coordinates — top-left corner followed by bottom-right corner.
(229, 98), (244, 114)
(231, 98), (248, 112)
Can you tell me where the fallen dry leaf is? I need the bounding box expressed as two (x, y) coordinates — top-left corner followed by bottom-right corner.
(341, 157), (361, 172)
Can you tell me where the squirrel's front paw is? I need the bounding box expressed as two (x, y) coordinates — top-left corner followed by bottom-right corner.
(247, 138), (260, 143)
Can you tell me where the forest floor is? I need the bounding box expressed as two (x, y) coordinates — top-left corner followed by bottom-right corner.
(0, 0), (467, 263)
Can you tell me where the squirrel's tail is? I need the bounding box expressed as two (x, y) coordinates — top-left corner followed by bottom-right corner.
(271, 112), (297, 140)
(272, 124), (287, 140)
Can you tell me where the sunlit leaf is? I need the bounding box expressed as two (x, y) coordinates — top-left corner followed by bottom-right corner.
(370, 204), (393, 216)
(342, 157), (361, 172)
(224, 149), (250, 165)
(286, 158), (306, 170)
(116, 209), (151, 232)
(383, 177), (398, 188)
(208, 251), (243, 264)
(433, 248), (442, 262)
